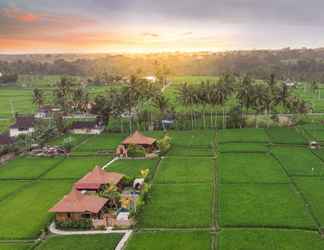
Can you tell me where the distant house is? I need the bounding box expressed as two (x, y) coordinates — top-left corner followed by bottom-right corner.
(9, 116), (35, 137)
(69, 121), (104, 135)
(49, 189), (108, 223)
(74, 166), (124, 192)
(284, 79), (296, 87)
(0, 134), (14, 146)
(35, 106), (61, 119)
(143, 76), (157, 83)
(122, 130), (157, 152)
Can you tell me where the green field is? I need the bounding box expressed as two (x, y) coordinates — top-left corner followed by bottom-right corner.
(156, 157), (214, 183)
(218, 153), (288, 184)
(138, 183), (212, 228)
(126, 231), (211, 250)
(218, 229), (324, 250)
(0, 181), (29, 200)
(272, 146), (324, 176)
(0, 157), (64, 179)
(219, 184), (316, 228)
(42, 156), (111, 179)
(218, 128), (269, 143)
(0, 243), (33, 250)
(35, 234), (122, 250)
(0, 180), (73, 239)
(266, 127), (307, 144)
(218, 142), (269, 153)
(105, 158), (159, 178)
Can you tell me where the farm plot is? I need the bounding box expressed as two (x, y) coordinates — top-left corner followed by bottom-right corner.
(0, 180), (73, 239)
(0, 157), (64, 179)
(42, 156), (111, 179)
(294, 177), (324, 227)
(167, 145), (214, 157)
(35, 234), (122, 250)
(155, 157), (214, 184)
(0, 243), (33, 250)
(138, 183), (212, 228)
(73, 133), (126, 154)
(126, 231), (211, 250)
(218, 153), (288, 184)
(218, 143), (268, 153)
(266, 127), (307, 144)
(219, 184), (316, 229)
(48, 134), (89, 148)
(169, 130), (215, 146)
(301, 124), (324, 141)
(218, 229), (324, 250)
(105, 158), (159, 179)
(0, 181), (29, 200)
(218, 128), (269, 143)
(272, 147), (324, 176)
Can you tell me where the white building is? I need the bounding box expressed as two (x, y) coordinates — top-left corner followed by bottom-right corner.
(69, 121), (104, 135)
(9, 116), (35, 137)
(34, 106), (61, 119)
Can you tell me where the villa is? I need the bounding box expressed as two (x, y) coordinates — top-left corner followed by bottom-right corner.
(9, 116), (35, 137)
(34, 105), (61, 119)
(49, 189), (108, 223)
(74, 166), (124, 192)
(69, 121), (105, 135)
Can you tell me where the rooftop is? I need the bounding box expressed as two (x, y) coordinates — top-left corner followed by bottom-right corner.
(74, 166), (124, 190)
(49, 189), (108, 213)
(10, 116), (35, 129)
(70, 121), (102, 130)
(122, 130), (156, 145)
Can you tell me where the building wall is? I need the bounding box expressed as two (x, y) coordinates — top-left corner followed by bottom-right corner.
(9, 128), (34, 137)
(70, 128), (104, 135)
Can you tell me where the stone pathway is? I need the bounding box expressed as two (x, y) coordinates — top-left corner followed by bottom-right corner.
(102, 157), (119, 169)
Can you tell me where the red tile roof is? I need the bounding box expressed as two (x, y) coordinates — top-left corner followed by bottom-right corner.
(74, 166), (124, 190)
(49, 189), (108, 213)
(122, 130), (156, 145)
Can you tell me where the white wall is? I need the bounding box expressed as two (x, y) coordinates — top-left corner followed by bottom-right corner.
(9, 128), (34, 137)
(70, 128), (104, 135)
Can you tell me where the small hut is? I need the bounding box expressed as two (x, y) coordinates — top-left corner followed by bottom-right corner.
(122, 131), (157, 153)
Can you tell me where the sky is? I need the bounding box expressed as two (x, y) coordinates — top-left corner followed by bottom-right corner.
(0, 0), (324, 53)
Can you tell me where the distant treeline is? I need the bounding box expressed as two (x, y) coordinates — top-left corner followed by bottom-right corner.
(2, 48), (324, 82)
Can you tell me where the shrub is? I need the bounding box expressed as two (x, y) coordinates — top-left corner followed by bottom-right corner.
(157, 134), (172, 155)
(56, 219), (93, 230)
(127, 144), (145, 157)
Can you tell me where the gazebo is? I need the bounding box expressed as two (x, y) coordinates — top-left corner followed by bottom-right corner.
(122, 130), (157, 152)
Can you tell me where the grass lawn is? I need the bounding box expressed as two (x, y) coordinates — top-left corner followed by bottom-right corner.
(218, 143), (268, 153)
(35, 234), (122, 250)
(266, 127), (307, 144)
(138, 183), (212, 228)
(0, 181), (29, 200)
(169, 130), (215, 146)
(218, 153), (288, 184)
(0, 180), (73, 239)
(294, 177), (324, 227)
(42, 156), (111, 179)
(272, 147), (324, 176)
(218, 229), (324, 250)
(219, 184), (316, 228)
(126, 231), (211, 250)
(218, 128), (269, 143)
(0, 243), (33, 250)
(105, 159), (159, 179)
(74, 133), (126, 152)
(0, 157), (64, 179)
(301, 124), (324, 141)
(167, 145), (214, 157)
(156, 157), (214, 184)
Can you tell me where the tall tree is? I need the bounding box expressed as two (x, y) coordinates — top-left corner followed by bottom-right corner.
(32, 88), (44, 108)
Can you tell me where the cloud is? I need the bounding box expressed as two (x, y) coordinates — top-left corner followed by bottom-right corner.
(1, 7), (40, 22)
(142, 32), (159, 38)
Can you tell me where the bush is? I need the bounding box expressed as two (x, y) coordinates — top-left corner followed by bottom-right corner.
(121, 176), (134, 187)
(56, 219), (93, 230)
(127, 144), (146, 157)
(157, 134), (172, 155)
